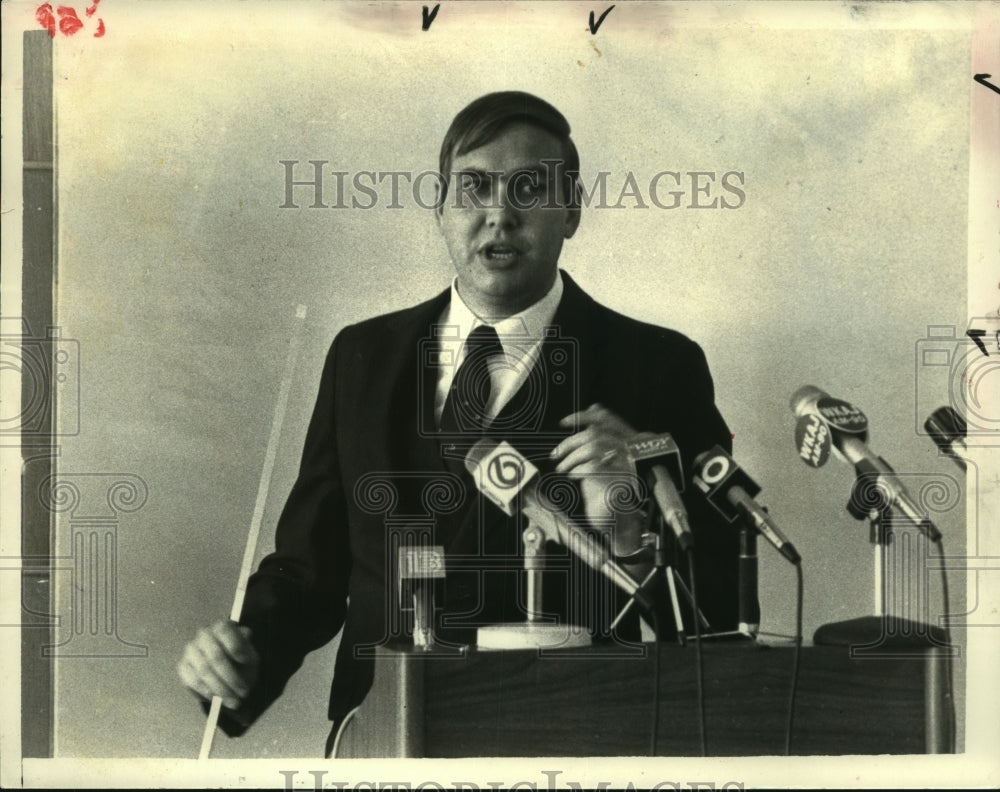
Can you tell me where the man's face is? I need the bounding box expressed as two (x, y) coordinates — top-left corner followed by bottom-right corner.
(436, 122), (580, 318)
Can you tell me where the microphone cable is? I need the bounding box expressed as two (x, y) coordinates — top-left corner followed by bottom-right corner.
(627, 511), (707, 757)
(785, 560), (804, 755)
(648, 547), (706, 756)
(932, 534), (957, 749)
(687, 547), (707, 756)
(647, 505), (663, 757)
(649, 608), (661, 757)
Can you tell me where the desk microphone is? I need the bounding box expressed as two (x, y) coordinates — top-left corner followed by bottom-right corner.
(464, 438), (653, 613)
(692, 446), (801, 565)
(626, 433), (693, 552)
(790, 385), (941, 542)
(924, 406), (967, 472)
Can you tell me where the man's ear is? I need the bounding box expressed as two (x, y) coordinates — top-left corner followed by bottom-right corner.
(433, 180), (446, 228)
(564, 206), (581, 240)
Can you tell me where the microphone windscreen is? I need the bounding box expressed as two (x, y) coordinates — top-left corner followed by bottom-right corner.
(626, 433), (683, 491)
(790, 384), (827, 416)
(464, 437), (501, 475)
(924, 406), (966, 442)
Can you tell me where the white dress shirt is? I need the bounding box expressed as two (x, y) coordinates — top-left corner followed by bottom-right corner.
(433, 274), (564, 427)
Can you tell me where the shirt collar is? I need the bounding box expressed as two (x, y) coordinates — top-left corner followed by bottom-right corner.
(446, 271), (564, 345)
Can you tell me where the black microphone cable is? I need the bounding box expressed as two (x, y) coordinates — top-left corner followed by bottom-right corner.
(649, 608), (661, 757)
(647, 504), (662, 757)
(687, 545), (707, 756)
(923, 406), (961, 748)
(786, 559), (804, 755)
(932, 534), (957, 750)
(644, 512), (706, 756)
(647, 549), (706, 757)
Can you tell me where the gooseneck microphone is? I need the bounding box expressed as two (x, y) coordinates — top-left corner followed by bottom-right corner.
(924, 406), (967, 472)
(625, 433), (693, 552)
(790, 385), (941, 542)
(464, 438), (653, 613)
(692, 446), (801, 565)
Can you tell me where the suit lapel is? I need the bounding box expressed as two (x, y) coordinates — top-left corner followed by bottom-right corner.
(371, 288), (452, 478)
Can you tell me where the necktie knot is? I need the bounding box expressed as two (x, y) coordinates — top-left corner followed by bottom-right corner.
(465, 324), (502, 358)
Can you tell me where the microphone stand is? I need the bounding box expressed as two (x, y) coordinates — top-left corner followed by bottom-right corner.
(813, 470), (949, 652)
(475, 521), (591, 650)
(812, 477), (957, 753)
(738, 524), (761, 638)
(611, 512), (710, 643)
(397, 543), (452, 653)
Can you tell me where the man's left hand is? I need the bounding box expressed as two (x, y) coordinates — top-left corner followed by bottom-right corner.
(550, 403), (645, 556)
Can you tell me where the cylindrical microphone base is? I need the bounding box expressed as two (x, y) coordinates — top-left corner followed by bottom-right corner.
(476, 623), (592, 651)
(813, 615), (955, 754)
(813, 615), (949, 652)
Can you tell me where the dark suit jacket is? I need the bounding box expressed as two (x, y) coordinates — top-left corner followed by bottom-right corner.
(227, 271), (737, 736)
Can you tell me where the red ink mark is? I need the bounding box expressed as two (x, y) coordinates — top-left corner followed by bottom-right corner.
(36, 3), (57, 37)
(731, 433), (736, 440)
(57, 5), (84, 36)
(37, 2), (106, 38)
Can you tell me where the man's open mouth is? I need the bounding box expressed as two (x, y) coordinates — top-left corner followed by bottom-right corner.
(481, 243), (520, 261)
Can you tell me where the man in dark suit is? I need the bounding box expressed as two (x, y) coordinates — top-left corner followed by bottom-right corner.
(178, 91), (739, 749)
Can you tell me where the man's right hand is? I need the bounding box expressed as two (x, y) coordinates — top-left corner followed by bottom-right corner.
(177, 619), (259, 711)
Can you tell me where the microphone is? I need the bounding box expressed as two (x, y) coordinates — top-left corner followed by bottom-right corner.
(692, 446), (801, 565)
(464, 438), (653, 612)
(924, 406), (967, 472)
(790, 385), (941, 542)
(625, 433), (693, 552)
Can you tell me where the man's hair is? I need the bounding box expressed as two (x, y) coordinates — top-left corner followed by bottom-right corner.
(438, 91), (581, 209)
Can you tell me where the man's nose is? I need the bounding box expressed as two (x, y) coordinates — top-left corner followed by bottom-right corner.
(485, 180), (520, 229)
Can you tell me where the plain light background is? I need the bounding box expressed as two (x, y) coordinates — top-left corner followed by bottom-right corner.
(24, 0), (978, 760)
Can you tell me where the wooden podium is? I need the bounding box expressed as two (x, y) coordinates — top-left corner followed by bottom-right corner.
(334, 640), (954, 757)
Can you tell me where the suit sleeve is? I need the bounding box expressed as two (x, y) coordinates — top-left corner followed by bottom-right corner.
(216, 333), (352, 735)
(628, 333), (738, 635)
(662, 337), (740, 633)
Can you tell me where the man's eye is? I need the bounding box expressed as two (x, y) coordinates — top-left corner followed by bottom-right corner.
(463, 174), (494, 199)
(459, 172), (482, 191)
(515, 179), (546, 201)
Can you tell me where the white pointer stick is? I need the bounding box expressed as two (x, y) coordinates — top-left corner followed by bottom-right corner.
(198, 304), (308, 760)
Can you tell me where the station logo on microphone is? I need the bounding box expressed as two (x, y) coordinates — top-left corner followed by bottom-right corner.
(795, 413), (832, 468)
(816, 397), (868, 433)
